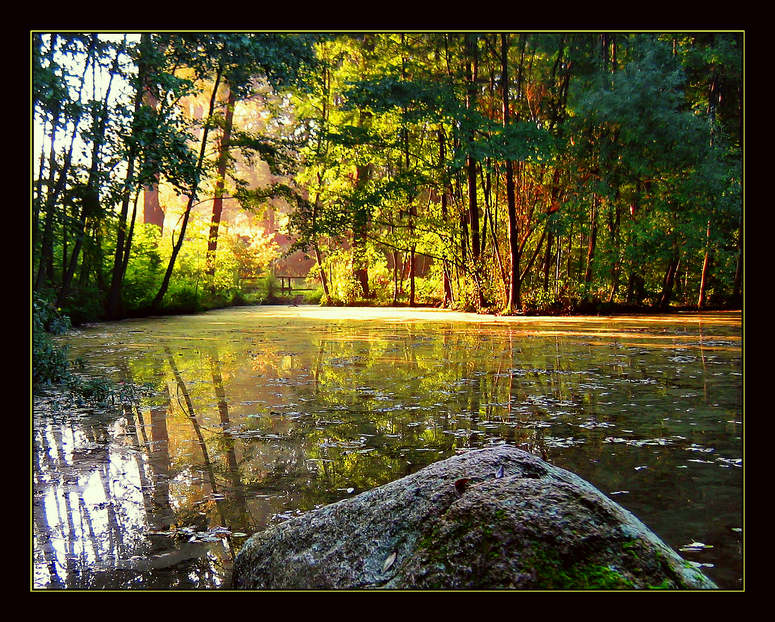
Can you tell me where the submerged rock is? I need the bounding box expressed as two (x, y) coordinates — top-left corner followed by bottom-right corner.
(232, 446), (716, 590)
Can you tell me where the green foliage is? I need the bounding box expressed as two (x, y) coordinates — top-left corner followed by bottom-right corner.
(303, 287), (325, 305)
(33, 294), (71, 390)
(122, 224), (164, 312)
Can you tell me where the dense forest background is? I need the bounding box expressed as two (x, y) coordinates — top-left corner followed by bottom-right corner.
(32, 31), (743, 326)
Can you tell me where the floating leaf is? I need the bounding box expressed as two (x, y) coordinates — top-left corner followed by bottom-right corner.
(688, 561), (715, 569)
(382, 551), (397, 573)
(679, 541), (714, 552)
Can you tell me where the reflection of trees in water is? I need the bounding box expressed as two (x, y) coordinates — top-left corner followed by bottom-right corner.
(207, 349), (250, 530)
(33, 409), (132, 588)
(42, 318), (720, 588)
(32, 356), (230, 588)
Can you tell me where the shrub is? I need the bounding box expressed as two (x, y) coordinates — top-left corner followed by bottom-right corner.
(303, 287), (324, 305)
(32, 294), (71, 390)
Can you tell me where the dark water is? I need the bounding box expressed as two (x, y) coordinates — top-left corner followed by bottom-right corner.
(32, 306), (743, 589)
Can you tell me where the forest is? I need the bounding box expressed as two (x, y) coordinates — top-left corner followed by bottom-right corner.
(32, 31), (743, 326)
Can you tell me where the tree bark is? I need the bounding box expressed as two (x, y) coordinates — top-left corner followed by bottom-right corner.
(659, 251), (679, 309)
(697, 219), (712, 308)
(206, 83), (237, 278)
(465, 34), (480, 263)
(437, 129), (453, 307)
(584, 195), (599, 287)
(501, 33), (521, 312)
(352, 162), (371, 298)
(732, 210), (743, 300)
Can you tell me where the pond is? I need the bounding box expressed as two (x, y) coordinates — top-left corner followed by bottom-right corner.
(32, 306), (743, 590)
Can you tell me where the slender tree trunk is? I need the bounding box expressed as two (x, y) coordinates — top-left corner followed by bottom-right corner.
(107, 35), (154, 318)
(142, 76), (165, 232)
(697, 219), (712, 308)
(119, 190), (140, 286)
(310, 176), (330, 299)
(465, 34), (480, 263)
(352, 162), (371, 298)
(106, 161), (137, 317)
(391, 245), (399, 304)
(480, 163), (490, 258)
(501, 33), (520, 312)
(486, 203), (507, 302)
(206, 84), (237, 278)
(35, 36), (93, 292)
(659, 251), (680, 309)
(543, 230), (553, 293)
(732, 211), (743, 300)
(406, 162), (416, 307)
(437, 129), (453, 307)
(607, 198), (622, 303)
(520, 228), (546, 284)
(60, 37), (124, 306)
(152, 67), (223, 310)
(584, 195), (598, 287)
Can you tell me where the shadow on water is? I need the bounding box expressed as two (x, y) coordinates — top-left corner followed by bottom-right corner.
(32, 307), (743, 589)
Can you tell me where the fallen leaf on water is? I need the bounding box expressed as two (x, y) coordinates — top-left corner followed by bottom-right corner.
(688, 561), (715, 569)
(679, 541), (714, 552)
(383, 551), (397, 573)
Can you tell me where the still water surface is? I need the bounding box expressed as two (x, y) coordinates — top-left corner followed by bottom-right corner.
(33, 306), (743, 589)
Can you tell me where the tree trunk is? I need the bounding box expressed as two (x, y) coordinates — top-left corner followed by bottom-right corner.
(310, 182), (330, 299)
(697, 220), (712, 309)
(465, 34), (480, 263)
(607, 198), (621, 303)
(659, 252), (679, 309)
(584, 195), (598, 287)
(543, 230), (553, 293)
(35, 36), (94, 292)
(151, 67), (223, 311)
(206, 84), (237, 278)
(60, 37), (124, 306)
(501, 33), (521, 312)
(141, 85), (165, 232)
(438, 129), (453, 307)
(352, 163), (371, 299)
(732, 212), (743, 300)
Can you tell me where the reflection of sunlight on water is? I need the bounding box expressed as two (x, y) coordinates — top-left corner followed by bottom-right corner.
(37, 418), (150, 587)
(238, 305), (741, 326)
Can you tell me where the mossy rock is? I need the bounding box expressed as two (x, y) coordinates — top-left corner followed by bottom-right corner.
(232, 446), (716, 590)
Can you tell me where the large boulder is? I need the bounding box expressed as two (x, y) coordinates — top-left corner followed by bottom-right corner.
(232, 446), (716, 589)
